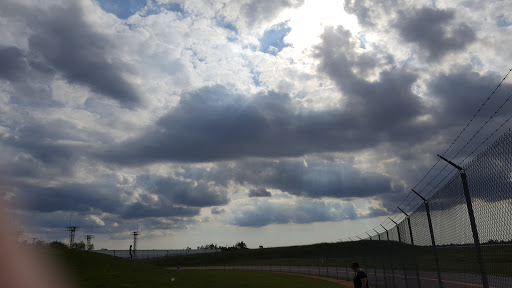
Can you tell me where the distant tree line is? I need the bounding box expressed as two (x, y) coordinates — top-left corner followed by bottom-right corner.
(197, 241), (248, 251)
(17, 239), (95, 251)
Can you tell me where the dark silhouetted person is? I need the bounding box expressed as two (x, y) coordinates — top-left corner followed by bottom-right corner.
(177, 264), (181, 272)
(351, 262), (369, 288)
(129, 245), (133, 259)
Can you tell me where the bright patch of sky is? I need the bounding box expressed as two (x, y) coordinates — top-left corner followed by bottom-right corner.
(98, 0), (184, 19)
(216, 17), (238, 33)
(97, 0), (148, 19)
(258, 21), (292, 55)
(496, 15), (512, 27)
(282, 0), (361, 51)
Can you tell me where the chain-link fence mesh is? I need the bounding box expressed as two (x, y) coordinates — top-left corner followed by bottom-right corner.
(343, 129), (512, 288)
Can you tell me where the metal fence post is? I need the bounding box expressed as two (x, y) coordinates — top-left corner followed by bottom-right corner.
(438, 155), (489, 288)
(412, 189), (443, 288)
(398, 206), (422, 288)
(366, 232), (378, 285)
(373, 228), (387, 288)
(373, 229), (381, 241)
(381, 224), (395, 288)
(389, 218), (409, 288)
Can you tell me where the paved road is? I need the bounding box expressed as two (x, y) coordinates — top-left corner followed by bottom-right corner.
(178, 265), (511, 287)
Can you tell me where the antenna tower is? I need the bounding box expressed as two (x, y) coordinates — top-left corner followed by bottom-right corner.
(86, 234), (95, 250)
(66, 226), (79, 248)
(131, 231), (139, 258)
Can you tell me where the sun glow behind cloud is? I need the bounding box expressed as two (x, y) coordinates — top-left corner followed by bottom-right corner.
(282, 0), (361, 50)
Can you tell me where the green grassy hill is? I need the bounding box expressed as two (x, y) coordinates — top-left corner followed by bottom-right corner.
(55, 248), (349, 288)
(148, 240), (512, 277)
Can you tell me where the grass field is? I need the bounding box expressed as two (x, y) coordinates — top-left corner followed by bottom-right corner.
(148, 241), (512, 277)
(57, 249), (350, 287)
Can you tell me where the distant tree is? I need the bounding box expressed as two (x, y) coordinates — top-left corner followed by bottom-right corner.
(259, 245), (263, 249)
(70, 241), (86, 250)
(33, 240), (46, 247)
(87, 243), (94, 251)
(235, 241), (248, 250)
(198, 241), (248, 251)
(48, 241), (68, 250)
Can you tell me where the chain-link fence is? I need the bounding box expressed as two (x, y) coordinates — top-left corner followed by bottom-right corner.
(344, 129), (512, 288)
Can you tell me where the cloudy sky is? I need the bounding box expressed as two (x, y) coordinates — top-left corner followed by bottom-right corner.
(1, 0), (511, 249)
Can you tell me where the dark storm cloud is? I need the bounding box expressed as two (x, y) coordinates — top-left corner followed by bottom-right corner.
(2, 138), (79, 178)
(344, 1), (475, 61)
(0, 119), (103, 178)
(231, 200), (357, 227)
(0, 45), (56, 105)
(21, 211), (87, 230)
(97, 15), (464, 200)
(428, 67), (512, 126)
(394, 8), (475, 61)
(228, 159), (401, 199)
(0, 46), (29, 81)
(0, 1), (140, 107)
(175, 159), (403, 200)
(101, 75), (431, 164)
(15, 182), (125, 214)
(315, 26), (423, 125)
(95, 26), (448, 164)
(136, 175), (230, 208)
(248, 187), (272, 198)
(344, 0), (398, 27)
(121, 202), (200, 219)
(136, 216), (198, 231)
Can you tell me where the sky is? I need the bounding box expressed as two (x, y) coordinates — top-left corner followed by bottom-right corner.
(0, 0), (511, 250)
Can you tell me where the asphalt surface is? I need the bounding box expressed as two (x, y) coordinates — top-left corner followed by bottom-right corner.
(178, 265), (511, 287)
